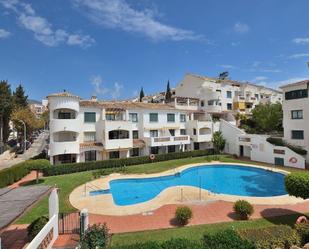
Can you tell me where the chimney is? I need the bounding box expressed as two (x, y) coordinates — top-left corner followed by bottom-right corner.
(91, 95), (97, 102)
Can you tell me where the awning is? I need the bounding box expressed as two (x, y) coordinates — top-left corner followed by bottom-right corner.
(133, 139), (146, 148)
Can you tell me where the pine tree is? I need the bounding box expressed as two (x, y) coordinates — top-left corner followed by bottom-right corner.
(139, 87), (145, 102)
(13, 84), (28, 108)
(165, 80), (172, 102)
(0, 80), (13, 143)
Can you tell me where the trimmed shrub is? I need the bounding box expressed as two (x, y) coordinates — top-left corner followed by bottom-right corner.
(285, 172), (309, 199)
(27, 216), (49, 240)
(239, 225), (300, 249)
(43, 149), (214, 176)
(296, 222), (309, 245)
(175, 206), (193, 226)
(203, 229), (254, 249)
(80, 223), (109, 249)
(233, 200), (254, 220)
(24, 159), (51, 171)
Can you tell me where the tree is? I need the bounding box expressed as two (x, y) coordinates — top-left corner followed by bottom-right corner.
(251, 103), (283, 133)
(165, 80), (172, 102)
(139, 87), (145, 102)
(218, 71), (229, 80)
(13, 84), (28, 108)
(0, 80), (13, 143)
(212, 131), (226, 154)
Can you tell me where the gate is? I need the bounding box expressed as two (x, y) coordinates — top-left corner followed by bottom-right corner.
(58, 212), (81, 234)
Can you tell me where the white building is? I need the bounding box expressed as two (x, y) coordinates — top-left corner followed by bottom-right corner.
(175, 73), (282, 114)
(48, 92), (217, 165)
(280, 80), (309, 162)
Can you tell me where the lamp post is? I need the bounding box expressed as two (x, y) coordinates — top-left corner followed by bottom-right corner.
(18, 120), (26, 151)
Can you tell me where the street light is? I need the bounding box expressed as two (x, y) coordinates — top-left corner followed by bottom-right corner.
(18, 119), (26, 152)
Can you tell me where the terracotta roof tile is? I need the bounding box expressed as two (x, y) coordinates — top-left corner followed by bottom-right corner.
(133, 139), (145, 148)
(80, 142), (104, 149)
(47, 92), (80, 99)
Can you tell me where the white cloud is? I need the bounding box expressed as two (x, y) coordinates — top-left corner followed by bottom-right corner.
(219, 64), (235, 69)
(0, 28), (10, 38)
(1, 0), (94, 48)
(293, 38), (309, 45)
(73, 0), (204, 42)
(91, 75), (124, 99)
(233, 22), (250, 33)
(289, 53), (309, 59)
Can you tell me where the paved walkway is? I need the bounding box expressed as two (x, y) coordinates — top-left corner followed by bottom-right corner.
(89, 200), (309, 234)
(0, 131), (48, 170)
(1, 224), (29, 249)
(9, 171), (42, 189)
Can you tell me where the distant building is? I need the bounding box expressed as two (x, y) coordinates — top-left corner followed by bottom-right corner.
(280, 80), (309, 162)
(28, 99), (48, 118)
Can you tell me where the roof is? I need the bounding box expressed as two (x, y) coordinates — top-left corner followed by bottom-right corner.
(80, 100), (183, 111)
(185, 73), (282, 94)
(0, 186), (52, 232)
(47, 91), (80, 99)
(133, 139), (145, 148)
(279, 79), (309, 89)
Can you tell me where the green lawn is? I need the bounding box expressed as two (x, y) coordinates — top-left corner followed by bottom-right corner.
(16, 155), (303, 225)
(111, 213), (300, 246)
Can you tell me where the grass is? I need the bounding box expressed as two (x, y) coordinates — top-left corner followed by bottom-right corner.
(111, 213), (301, 246)
(16, 155), (304, 224)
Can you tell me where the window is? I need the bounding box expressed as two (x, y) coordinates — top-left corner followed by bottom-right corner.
(255, 94), (259, 100)
(168, 145), (176, 153)
(150, 130), (158, 137)
(216, 90), (221, 93)
(291, 130), (304, 140)
(193, 128), (197, 135)
(226, 91), (232, 98)
(58, 112), (74, 119)
(106, 114), (115, 121)
(84, 112), (96, 122)
(291, 110), (303, 119)
(201, 101), (204, 107)
(129, 113), (138, 122)
(169, 129), (175, 136)
(108, 130), (129, 140)
(180, 129), (186, 135)
(132, 130), (139, 139)
(150, 147), (159, 154)
(109, 151), (119, 159)
(130, 148), (139, 157)
(167, 113), (175, 122)
(180, 114), (186, 122)
(285, 89), (308, 100)
(85, 150), (96, 161)
(227, 103), (232, 110)
(58, 154), (75, 164)
(149, 113), (158, 122)
(84, 132), (96, 142)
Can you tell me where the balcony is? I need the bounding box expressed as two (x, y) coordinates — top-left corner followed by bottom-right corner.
(102, 120), (132, 132)
(50, 119), (81, 133)
(146, 135), (190, 147)
(205, 105), (221, 113)
(234, 96), (245, 102)
(49, 141), (79, 156)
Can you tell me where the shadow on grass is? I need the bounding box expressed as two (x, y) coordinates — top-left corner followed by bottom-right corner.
(20, 178), (45, 186)
(260, 208), (306, 226)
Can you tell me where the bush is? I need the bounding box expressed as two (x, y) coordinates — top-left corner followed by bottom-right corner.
(80, 223), (109, 249)
(296, 222), (309, 245)
(285, 172), (309, 199)
(267, 137), (307, 155)
(203, 229), (254, 249)
(27, 216), (49, 240)
(24, 159), (51, 171)
(112, 238), (203, 249)
(233, 200), (254, 220)
(43, 149), (214, 176)
(175, 206), (193, 226)
(239, 225), (300, 249)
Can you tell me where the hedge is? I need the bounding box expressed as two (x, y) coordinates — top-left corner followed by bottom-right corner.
(285, 172), (309, 199)
(43, 149), (214, 176)
(266, 137), (307, 155)
(0, 159), (50, 188)
(239, 225), (300, 249)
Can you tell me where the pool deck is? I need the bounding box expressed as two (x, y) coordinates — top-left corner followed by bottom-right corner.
(69, 162), (305, 216)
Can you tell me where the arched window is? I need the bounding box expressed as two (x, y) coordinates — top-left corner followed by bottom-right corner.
(108, 130), (129, 140)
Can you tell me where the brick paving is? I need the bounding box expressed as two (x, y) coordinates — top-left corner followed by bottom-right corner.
(1, 224), (29, 249)
(89, 200), (309, 234)
(8, 171), (42, 189)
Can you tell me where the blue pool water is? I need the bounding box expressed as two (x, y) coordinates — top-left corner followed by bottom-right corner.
(90, 164), (287, 206)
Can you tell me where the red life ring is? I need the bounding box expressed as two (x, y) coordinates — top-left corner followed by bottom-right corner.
(289, 157), (298, 164)
(149, 154), (155, 160)
(296, 216), (308, 224)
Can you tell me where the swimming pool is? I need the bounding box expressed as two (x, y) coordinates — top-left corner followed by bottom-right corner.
(90, 164), (287, 206)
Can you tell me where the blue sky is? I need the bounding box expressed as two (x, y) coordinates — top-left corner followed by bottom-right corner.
(1, 0), (309, 100)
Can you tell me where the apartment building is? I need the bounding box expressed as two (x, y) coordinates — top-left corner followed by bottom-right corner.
(281, 80), (309, 161)
(48, 92), (215, 165)
(175, 73), (282, 114)
(28, 99), (48, 118)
